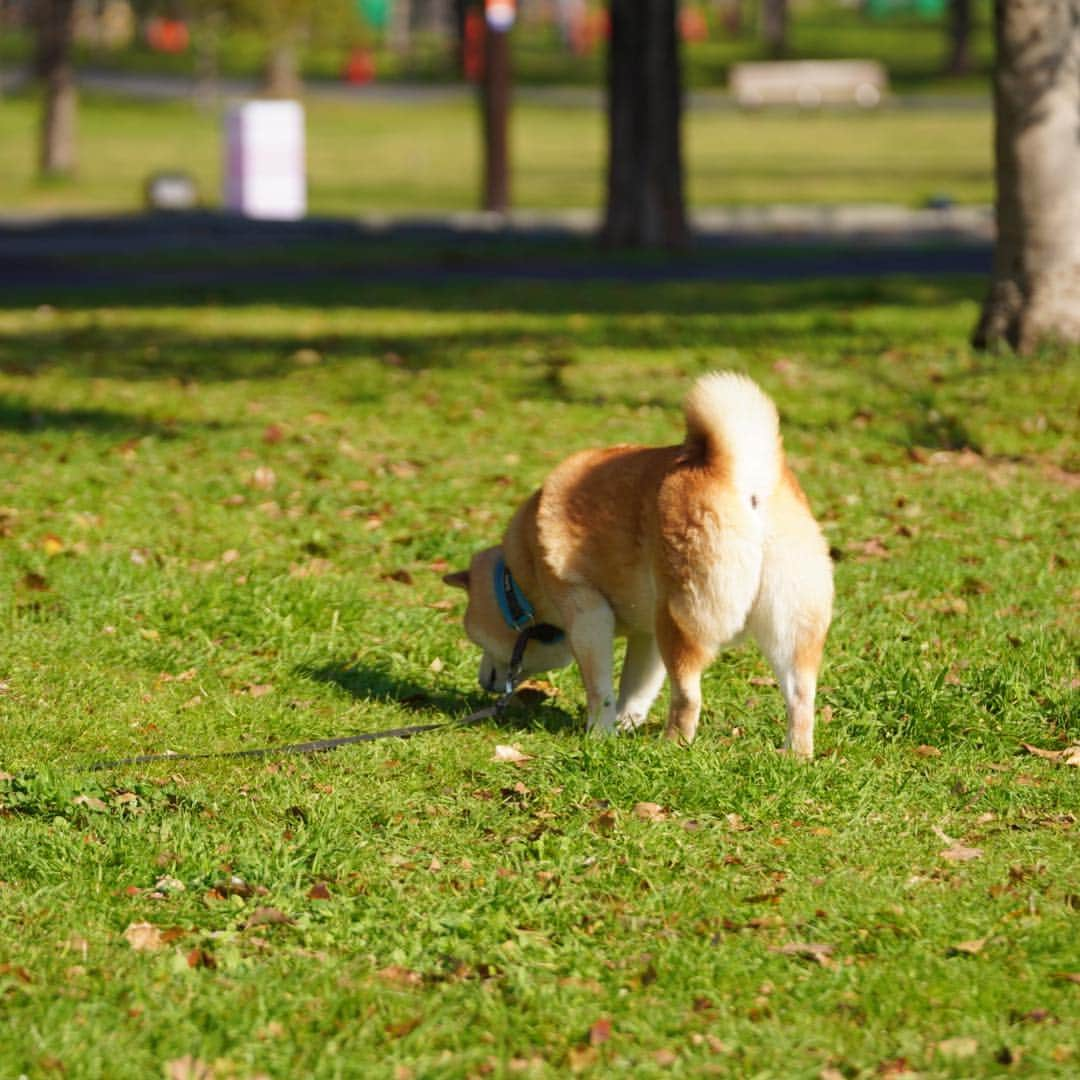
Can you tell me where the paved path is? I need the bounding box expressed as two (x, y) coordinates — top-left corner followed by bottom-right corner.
(0, 64), (991, 111)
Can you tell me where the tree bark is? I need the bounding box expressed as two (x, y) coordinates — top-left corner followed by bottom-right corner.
(945, 0), (973, 75)
(481, 20), (511, 212)
(263, 40), (302, 98)
(761, 0), (788, 59)
(974, 0), (1080, 353)
(35, 0), (77, 177)
(601, 0), (687, 249)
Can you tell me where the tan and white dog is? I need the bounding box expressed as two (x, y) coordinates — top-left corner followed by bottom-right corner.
(443, 373), (833, 759)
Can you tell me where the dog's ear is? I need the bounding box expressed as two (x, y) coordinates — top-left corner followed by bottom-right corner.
(442, 570), (470, 590)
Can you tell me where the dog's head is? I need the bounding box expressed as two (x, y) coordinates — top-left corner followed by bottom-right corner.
(444, 546), (572, 692)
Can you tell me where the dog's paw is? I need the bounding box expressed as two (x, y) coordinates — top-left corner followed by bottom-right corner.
(616, 711), (648, 734)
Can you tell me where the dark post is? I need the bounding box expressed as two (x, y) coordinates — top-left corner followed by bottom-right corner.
(481, 5), (511, 213)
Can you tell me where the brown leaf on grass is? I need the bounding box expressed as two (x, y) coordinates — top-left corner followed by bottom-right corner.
(1021, 743), (1080, 767)
(933, 825), (983, 862)
(186, 947), (216, 970)
(382, 569), (415, 586)
(769, 942), (835, 966)
(242, 907), (294, 929)
(307, 882), (331, 900)
(123, 922), (164, 951)
(493, 744), (533, 765)
(385, 1015), (422, 1039)
(567, 1046), (598, 1073)
(851, 536), (890, 561)
(587, 1017), (613, 1046)
(948, 937), (987, 956)
(935, 1037), (978, 1060)
(590, 809), (618, 835)
(1051, 972), (1080, 985)
(72, 794), (107, 812)
(377, 965), (423, 988)
(941, 843), (983, 862)
(633, 802), (668, 822)
(915, 744), (941, 758)
(652, 1048), (678, 1067)
(243, 683), (274, 698)
(20, 572), (49, 592)
(249, 466), (276, 491)
(166, 1057), (215, 1080)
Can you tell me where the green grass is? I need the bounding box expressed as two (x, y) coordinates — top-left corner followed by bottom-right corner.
(0, 269), (1078, 1079)
(0, 91), (991, 215)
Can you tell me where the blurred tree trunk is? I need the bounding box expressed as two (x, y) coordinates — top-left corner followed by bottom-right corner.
(35, 0), (77, 177)
(601, 0), (687, 248)
(945, 0), (972, 75)
(974, 0), (1080, 352)
(263, 40), (302, 97)
(389, 0), (413, 54)
(761, 0), (787, 58)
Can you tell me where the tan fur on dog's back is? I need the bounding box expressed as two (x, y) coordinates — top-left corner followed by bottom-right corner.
(446, 372), (833, 757)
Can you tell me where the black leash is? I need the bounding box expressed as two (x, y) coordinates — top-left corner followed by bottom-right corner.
(84, 626), (558, 773)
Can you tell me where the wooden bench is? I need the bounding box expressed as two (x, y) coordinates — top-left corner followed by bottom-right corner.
(729, 60), (888, 109)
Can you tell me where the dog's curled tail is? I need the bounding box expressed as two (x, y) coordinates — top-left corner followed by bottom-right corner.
(682, 372), (782, 498)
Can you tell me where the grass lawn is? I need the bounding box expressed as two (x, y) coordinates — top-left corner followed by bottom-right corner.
(0, 268), (1077, 1079)
(0, 92), (991, 215)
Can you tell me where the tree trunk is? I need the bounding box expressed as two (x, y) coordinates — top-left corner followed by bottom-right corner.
(263, 41), (302, 98)
(388, 0), (413, 55)
(945, 0), (973, 76)
(481, 19), (511, 212)
(761, 0), (788, 59)
(601, 0), (687, 249)
(974, 0), (1080, 353)
(35, 0), (77, 177)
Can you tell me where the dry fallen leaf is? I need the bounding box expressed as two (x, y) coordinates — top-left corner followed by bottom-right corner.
(123, 922), (164, 952)
(590, 809), (618, 835)
(166, 1055), (215, 1080)
(948, 937), (987, 956)
(377, 965), (423, 988)
(933, 825), (983, 862)
(1021, 743), (1080, 767)
(936, 1036), (978, 1060)
(770, 942), (835, 966)
(633, 802), (668, 822)
(72, 794), (107, 812)
(242, 907), (294, 930)
(493, 744), (533, 765)
(940, 842), (983, 863)
(588, 1017), (613, 1046)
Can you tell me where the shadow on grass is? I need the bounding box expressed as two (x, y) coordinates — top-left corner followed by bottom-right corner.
(0, 396), (223, 436)
(0, 277), (983, 387)
(301, 660), (581, 737)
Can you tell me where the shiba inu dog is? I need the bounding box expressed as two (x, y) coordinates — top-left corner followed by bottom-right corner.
(443, 373), (833, 759)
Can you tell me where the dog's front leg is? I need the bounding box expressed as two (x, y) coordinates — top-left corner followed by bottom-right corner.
(562, 590), (618, 736)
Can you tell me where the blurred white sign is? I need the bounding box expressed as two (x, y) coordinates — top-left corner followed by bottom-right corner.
(223, 101), (306, 221)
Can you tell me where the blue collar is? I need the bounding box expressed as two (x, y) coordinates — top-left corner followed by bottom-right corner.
(494, 555), (537, 631)
(493, 557), (565, 644)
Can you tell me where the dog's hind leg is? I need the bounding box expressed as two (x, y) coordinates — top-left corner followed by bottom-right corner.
(616, 633), (666, 732)
(655, 607), (713, 745)
(748, 572), (831, 761)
